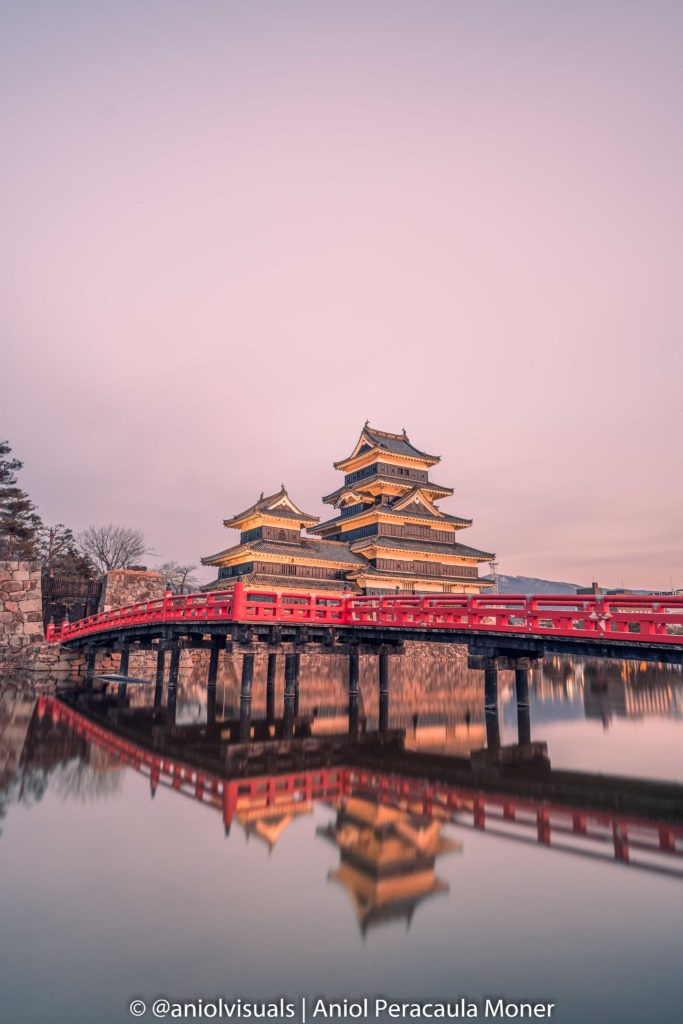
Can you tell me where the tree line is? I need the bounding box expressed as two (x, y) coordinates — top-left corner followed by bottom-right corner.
(0, 439), (199, 591)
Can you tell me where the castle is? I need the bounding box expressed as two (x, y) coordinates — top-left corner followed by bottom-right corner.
(202, 424), (494, 595)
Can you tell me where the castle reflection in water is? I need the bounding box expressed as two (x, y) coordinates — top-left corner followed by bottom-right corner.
(2, 649), (683, 934)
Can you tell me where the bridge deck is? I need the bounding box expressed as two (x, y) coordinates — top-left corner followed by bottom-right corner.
(46, 583), (683, 663)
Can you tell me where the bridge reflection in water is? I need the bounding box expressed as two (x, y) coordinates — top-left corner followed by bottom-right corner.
(31, 686), (683, 917)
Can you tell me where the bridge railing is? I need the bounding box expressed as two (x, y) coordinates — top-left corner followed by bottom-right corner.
(45, 582), (683, 644)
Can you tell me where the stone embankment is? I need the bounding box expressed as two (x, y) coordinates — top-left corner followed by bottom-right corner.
(0, 563), (170, 688)
(0, 561), (82, 686)
(1, 564), (471, 693)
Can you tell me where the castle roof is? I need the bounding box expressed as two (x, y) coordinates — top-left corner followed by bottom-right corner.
(222, 487), (319, 529)
(350, 536), (495, 561)
(334, 425), (440, 470)
(202, 537), (366, 567)
(311, 503), (473, 534)
(323, 474), (454, 505)
(346, 564), (495, 585)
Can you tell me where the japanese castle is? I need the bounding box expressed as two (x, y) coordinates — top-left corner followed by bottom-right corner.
(202, 424), (495, 595)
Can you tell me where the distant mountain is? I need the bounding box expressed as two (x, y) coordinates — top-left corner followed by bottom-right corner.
(480, 574), (582, 595)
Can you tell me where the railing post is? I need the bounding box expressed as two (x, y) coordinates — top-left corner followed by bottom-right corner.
(231, 581), (246, 621)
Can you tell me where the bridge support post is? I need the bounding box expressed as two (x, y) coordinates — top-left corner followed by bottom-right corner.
(239, 654), (254, 742)
(484, 664), (500, 751)
(266, 652), (277, 724)
(293, 653), (301, 717)
(207, 639), (221, 725)
(515, 666), (531, 745)
(85, 647), (96, 694)
(154, 649), (166, 709)
(283, 653), (298, 738)
(117, 644), (130, 707)
(348, 650), (360, 738)
(378, 652), (390, 733)
(167, 645), (180, 722)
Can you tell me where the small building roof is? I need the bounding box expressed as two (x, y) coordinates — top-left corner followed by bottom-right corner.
(202, 537), (366, 567)
(223, 487), (319, 529)
(202, 572), (360, 593)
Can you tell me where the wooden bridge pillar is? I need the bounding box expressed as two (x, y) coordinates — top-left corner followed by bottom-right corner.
(348, 650), (360, 738)
(207, 638), (222, 725)
(154, 648), (166, 709)
(117, 644), (130, 706)
(266, 652), (277, 724)
(239, 653), (254, 742)
(283, 652), (298, 738)
(484, 665), (500, 751)
(85, 647), (96, 694)
(378, 652), (390, 733)
(293, 652), (301, 717)
(515, 667), (532, 746)
(167, 645), (180, 721)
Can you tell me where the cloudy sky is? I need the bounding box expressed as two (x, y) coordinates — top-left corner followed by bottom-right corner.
(2, 1), (681, 588)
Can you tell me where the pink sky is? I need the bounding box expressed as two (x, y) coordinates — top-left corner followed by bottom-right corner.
(2, 2), (682, 589)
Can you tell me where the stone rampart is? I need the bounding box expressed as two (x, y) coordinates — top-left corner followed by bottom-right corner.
(99, 569), (167, 611)
(0, 560), (86, 687)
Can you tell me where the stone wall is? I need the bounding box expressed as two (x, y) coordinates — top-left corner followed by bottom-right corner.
(0, 561), (89, 687)
(99, 569), (167, 611)
(0, 562), (44, 679)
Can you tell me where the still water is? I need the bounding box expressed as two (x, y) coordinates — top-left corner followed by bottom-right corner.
(1, 654), (682, 1024)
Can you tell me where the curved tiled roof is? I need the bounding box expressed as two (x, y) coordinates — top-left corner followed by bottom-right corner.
(322, 474), (454, 504)
(346, 564), (493, 585)
(334, 425), (440, 468)
(223, 487), (319, 528)
(350, 536), (495, 560)
(311, 504), (472, 534)
(202, 537), (365, 567)
(202, 573), (359, 593)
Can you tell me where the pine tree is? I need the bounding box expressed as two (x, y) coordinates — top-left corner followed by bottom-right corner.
(40, 524), (95, 578)
(0, 440), (43, 560)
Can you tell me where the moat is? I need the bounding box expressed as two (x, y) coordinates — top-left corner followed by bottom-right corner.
(1, 654), (682, 1024)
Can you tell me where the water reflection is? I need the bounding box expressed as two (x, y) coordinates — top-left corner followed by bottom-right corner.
(2, 657), (683, 1024)
(1, 669), (681, 889)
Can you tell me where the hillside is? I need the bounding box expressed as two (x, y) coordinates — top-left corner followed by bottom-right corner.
(480, 574), (582, 595)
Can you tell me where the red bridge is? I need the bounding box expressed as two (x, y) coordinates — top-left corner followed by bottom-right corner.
(46, 582), (683, 662)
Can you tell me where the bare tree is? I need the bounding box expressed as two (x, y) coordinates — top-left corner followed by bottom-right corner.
(156, 561), (200, 594)
(78, 524), (149, 573)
